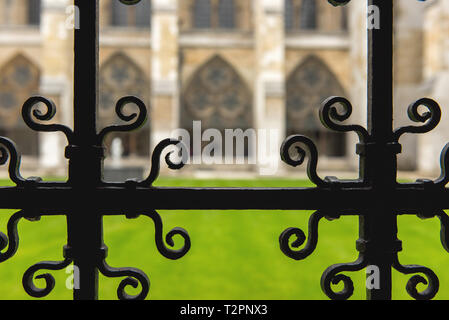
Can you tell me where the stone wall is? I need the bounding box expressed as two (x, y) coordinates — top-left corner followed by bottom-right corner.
(419, 0), (449, 175)
(0, 0), (374, 178)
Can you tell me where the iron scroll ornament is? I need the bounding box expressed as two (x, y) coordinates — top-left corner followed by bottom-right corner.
(278, 0), (449, 301)
(0, 0), (191, 300)
(0, 91), (190, 300)
(280, 91), (448, 300)
(277, 0), (448, 301)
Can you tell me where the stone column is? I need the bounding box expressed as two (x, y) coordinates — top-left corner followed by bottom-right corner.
(418, 0), (449, 174)
(348, 0), (367, 171)
(393, 0), (427, 171)
(151, 0), (179, 148)
(254, 0), (285, 176)
(99, 0), (111, 28)
(39, 0), (73, 173)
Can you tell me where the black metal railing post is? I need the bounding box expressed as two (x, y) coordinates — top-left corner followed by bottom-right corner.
(66, 0), (103, 300)
(361, 0), (398, 300)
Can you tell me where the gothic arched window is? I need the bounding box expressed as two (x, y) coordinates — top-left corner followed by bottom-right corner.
(27, 0), (41, 26)
(193, 0), (212, 28)
(285, 0), (317, 31)
(99, 53), (150, 157)
(341, 5), (348, 31)
(284, 0), (294, 30)
(0, 54), (40, 156)
(192, 0), (236, 30)
(299, 0), (317, 30)
(182, 56), (253, 157)
(286, 56), (346, 157)
(218, 0), (235, 29)
(285, 0), (348, 32)
(111, 0), (151, 27)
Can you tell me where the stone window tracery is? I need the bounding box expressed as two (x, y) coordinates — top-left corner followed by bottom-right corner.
(286, 56), (346, 157)
(0, 54), (40, 156)
(183, 55), (252, 129)
(99, 53), (150, 157)
(181, 55), (253, 158)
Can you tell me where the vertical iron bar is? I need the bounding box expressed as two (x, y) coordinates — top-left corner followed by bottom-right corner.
(361, 0), (398, 300)
(367, 0), (393, 147)
(67, 214), (103, 300)
(73, 0), (98, 147)
(70, 0), (102, 185)
(67, 0), (104, 300)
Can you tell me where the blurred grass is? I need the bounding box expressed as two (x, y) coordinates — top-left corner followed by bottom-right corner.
(0, 177), (446, 300)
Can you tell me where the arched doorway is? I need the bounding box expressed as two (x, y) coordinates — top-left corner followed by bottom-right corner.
(99, 53), (150, 157)
(286, 55), (347, 157)
(0, 54), (40, 156)
(181, 55), (253, 159)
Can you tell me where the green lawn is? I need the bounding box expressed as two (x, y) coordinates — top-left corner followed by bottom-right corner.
(0, 177), (447, 300)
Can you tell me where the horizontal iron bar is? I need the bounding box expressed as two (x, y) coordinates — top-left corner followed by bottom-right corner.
(0, 186), (445, 212)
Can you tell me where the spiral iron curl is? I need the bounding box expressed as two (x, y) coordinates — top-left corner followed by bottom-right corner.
(140, 138), (188, 186)
(22, 258), (72, 298)
(0, 137), (26, 185)
(392, 255), (439, 300)
(280, 211), (338, 261)
(22, 96), (74, 144)
(393, 98), (441, 142)
(97, 96), (148, 145)
(416, 210), (449, 254)
(98, 259), (150, 300)
(281, 135), (326, 187)
(0, 210), (29, 263)
(320, 255), (368, 300)
(328, 0), (351, 6)
(126, 210), (191, 260)
(119, 0), (142, 4)
(319, 96), (369, 143)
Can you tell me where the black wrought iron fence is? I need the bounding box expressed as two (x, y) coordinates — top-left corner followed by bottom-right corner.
(0, 0), (447, 301)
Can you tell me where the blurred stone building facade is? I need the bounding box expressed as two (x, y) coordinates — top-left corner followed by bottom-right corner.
(0, 0), (447, 177)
